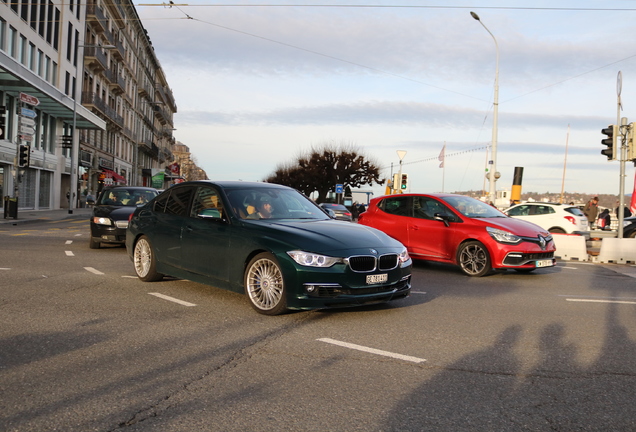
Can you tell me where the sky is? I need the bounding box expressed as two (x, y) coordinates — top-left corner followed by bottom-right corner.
(132, 0), (636, 199)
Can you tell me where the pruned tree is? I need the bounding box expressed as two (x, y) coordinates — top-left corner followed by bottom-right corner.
(265, 142), (383, 203)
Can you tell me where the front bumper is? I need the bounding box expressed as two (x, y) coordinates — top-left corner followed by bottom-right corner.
(90, 221), (128, 244)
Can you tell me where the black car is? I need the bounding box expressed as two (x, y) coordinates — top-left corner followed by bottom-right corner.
(90, 186), (158, 249)
(126, 181), (411, 315)
(319, 203), (353, 221)
(623, 216), (636, 238)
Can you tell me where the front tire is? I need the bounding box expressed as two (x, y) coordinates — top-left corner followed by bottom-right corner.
(89, 237), (101, 249)
(457, 241), (492, 277)
(244, 252), (287, 315)
(133, 236), (163, 282)
(549, 228), (565, 234)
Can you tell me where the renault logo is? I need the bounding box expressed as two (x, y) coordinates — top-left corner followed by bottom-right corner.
(538, 235), (547, 250)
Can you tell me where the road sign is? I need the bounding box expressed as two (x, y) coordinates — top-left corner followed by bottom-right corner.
(20, 117), (35, 127)
(20, 107), (37, 118)
(335, 184), (343, 194)
(19, 124), (35, 135)
(19, 92), (40, 106)
(19, 134), (33, 141)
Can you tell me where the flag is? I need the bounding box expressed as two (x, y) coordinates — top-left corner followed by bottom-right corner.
(438, 144), (445, 168)
(631, 171), (636, 215)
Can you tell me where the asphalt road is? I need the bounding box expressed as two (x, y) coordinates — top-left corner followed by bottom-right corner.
(1, 218), (635, 431)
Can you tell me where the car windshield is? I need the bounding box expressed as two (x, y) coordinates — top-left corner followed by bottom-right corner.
(96, 189), (158, 207)
(227, 188), (330, 220)
(442, 196), (507, 218)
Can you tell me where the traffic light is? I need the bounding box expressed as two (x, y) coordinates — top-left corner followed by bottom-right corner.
(601, 125), (617, 161)
(18, 144), (30, 167)
(0, 106), (6, 140)
(628, 123), (635, 161)
(400, 173), (408, 190)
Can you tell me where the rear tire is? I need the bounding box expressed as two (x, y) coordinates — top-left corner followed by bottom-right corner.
(133, 236), (163, 282)
(457, 241), (492, 277)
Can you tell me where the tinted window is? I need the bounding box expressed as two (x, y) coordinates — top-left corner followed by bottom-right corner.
(164, 187), (194, 216)
(380, 196), (411, 217)
(565, 207), (585, 216)
(507, 205), (530, 216)
(191, 187), (225, 219)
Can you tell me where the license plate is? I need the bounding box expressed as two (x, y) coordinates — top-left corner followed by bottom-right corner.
(366, 273), (388, 284)
(536, 259), (553, 268)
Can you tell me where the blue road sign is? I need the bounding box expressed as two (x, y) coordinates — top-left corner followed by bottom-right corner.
(335, 184), (343, 194)
(21, 108), (37, 119)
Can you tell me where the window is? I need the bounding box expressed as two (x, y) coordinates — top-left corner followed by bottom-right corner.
(8, 26), (17, 57)
(19, 35), (27, 65)
(191, 187), (224, 219)
(0, 19), (5, 51)
(507, 205), (530, 216)
(413, 196), (445, 220)
(163, 187), (193, 216)
(380, 196), (412, 217)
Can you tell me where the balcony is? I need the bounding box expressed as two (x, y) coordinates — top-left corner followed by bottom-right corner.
(104, 68), (126, 94)
(86, 1), (108, 33)
(81, 92), (124, 129)
(83, 46), (108, 72)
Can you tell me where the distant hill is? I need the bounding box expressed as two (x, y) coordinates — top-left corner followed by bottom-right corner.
(452, 190), (631, 210)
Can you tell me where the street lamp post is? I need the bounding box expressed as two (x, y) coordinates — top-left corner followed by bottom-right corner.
(69, 44), (115, 214)
(471, 11), (499, 206)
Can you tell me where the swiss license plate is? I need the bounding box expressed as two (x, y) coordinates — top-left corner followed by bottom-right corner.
(536, 259), (553, 268)
(366, 273), (388, 284)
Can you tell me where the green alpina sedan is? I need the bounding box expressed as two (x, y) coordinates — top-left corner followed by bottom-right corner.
(126, 181), (412, 315)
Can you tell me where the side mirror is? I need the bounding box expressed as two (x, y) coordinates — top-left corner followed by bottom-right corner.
(325, 208), (336, 219)
(433, 213), (452, 227)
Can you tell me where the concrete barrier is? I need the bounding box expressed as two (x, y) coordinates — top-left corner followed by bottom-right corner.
(595, 238), (636, 264)
(552, 234), (588, 261)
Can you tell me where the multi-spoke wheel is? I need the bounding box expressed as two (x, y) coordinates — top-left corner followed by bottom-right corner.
(457, 241), (492, 277)
(244, 252), (287, 315)
(133, 235), (163, 282)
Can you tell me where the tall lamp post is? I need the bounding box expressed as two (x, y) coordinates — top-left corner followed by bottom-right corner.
(69, 44), (115, 214)
(471, 11), (499, 206)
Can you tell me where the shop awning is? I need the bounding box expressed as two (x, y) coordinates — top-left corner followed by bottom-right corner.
(102, 169), (127, 184)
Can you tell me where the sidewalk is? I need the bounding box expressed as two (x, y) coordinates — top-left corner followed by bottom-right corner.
(0, 207), (92, 225)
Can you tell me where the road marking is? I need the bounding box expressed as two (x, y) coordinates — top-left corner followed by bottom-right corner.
(566, 298), (636, 305)
(74, 233), (82, 237)
(65, 240), (73, 244)
(122, 275), (137, 279)
(65, 251), (74, 256)
(318, 338), (426, 363)
(149, 292), (197, 307)
(0, 268), (10, 270)
(84, 267), (104, 275)
(410, 291), (427, 295)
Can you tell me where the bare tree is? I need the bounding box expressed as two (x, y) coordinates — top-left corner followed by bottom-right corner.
(265, 142), (383, 203)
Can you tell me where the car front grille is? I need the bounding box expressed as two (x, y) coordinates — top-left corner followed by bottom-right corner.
(303, 275), (411, 298)
(503, 251), (555, 266)
(347, 254), (399, 272)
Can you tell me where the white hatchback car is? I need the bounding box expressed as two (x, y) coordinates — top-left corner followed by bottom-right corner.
(503, 202), (590, 239)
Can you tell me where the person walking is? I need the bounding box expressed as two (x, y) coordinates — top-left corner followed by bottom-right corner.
(584, 196), (599, 229)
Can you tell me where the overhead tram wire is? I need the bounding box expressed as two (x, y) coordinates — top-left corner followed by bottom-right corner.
(379, 145), (489, 171)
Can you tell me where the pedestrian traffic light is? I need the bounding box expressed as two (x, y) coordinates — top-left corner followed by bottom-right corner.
(400, 173), (408, 190)
(18, 144), (30, 167)
(601, 125), (617, 161)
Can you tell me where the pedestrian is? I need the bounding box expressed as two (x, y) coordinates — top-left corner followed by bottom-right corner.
(583, 196), (599, 229)
(615, 200), (632, 219)
(597, 208), (611, 230)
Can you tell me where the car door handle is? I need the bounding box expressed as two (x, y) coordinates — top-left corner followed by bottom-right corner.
(409, 226), (419, 230)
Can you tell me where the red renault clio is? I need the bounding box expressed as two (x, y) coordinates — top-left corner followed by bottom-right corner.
(358, 193), (556, 277)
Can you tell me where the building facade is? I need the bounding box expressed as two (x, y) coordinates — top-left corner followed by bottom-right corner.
(0, 0), (176, 212)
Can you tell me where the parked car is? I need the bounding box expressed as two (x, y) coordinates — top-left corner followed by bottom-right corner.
(319, 203), (353, 221)
(503, 202), (590, 238)
(126, 181), (412, 315)
(623, 216), (636, 238)
(358, 193), (556, 277)
(90, 186), (159, 249)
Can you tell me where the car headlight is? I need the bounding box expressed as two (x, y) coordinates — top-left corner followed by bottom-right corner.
(92, 216), (113, 226)
(486, 226), (521, 244)
(287, 251), (339, 267)
(398, 248), (411, 266)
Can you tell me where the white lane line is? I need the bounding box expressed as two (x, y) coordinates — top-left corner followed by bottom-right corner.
(65, 251), (74, 256)
(149, 292), (197, 307)
(561, 266), (579, 269)
(122, 275), (137, 279)
(566, 298), (636, 305)
(0, 268), (10, 270)
(410, 291), (427, 295)
(318, 338), (426, 363)
(74, 233), (82, 237)
(84, 267), (104, 275)
(65, 240), (73, 245)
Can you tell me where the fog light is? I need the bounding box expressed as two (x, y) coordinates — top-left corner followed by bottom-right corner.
(306, 285), (316, 293)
